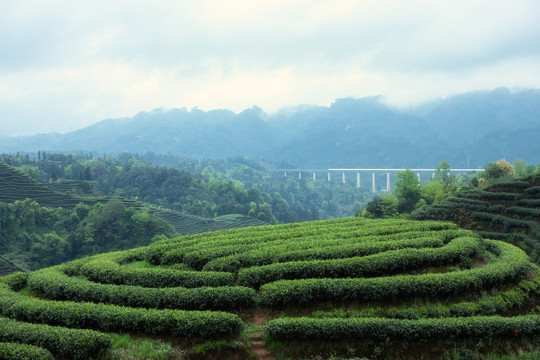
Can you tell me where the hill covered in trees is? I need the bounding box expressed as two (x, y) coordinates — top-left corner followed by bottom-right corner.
(1, 88), (539, 168)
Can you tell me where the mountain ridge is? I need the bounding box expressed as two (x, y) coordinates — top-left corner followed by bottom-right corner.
(1, 88), (539, 168)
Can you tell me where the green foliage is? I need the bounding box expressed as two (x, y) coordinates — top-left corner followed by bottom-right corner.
(27, 267), (256, 310)
(259, 241), (531, 307)
(362, 194), (398, 218)
(0, 342), (54, 360)
(0, 283), (244, 338)
(265, 315), (540, 341)
(0, 197), (175, 270)
(394, 169), (422, 213)
(0, 316), (111, 359)
(238, 236), (484, 288)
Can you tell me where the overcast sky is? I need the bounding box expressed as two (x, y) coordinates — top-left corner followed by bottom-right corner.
(1, 0), (539, 136)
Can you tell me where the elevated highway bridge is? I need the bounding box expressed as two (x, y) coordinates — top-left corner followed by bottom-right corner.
(269, 168), (483, 192)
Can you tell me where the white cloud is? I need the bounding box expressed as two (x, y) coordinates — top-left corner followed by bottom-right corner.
(0, 0), (539, 135)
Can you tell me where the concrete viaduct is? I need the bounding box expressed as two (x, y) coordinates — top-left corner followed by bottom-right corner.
(270, 168), (483, 192)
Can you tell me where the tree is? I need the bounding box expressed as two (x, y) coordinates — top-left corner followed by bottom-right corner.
(435, 160), (451, 182)
(362, 194), (398, 218)
(482, 159), (514, 181)
(394, 169), (421, 213)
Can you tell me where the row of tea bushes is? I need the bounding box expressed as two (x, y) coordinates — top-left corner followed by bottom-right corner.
(265, 314), (540, 341)
(238, 236), (484, 288)
(79, 257), (234, 288)
(154, 220), (456, 268)
(259, 241), (531, 306)
(0, 342), (54, 360)
(203, 229), (472, 273)
(313, 266), (540, 319)
(0, 281), (244, 338)
(27, 268), (255, 310)
(0, 315), (110, 359)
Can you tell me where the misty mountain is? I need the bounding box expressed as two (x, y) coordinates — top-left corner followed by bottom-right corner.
(1, 88), (539, 168)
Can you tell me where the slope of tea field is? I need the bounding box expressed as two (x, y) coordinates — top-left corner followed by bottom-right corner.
(1, 217), (539, 359)
(412, 174), (540, 263)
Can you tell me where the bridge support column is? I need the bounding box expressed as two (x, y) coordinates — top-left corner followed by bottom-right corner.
(342, 172), (346, 184)
(284, 171), (287, 177)
(327, 172), (330, 182)
(313, 172), (316, 180)
(356, 173), (360, 188)
(417, 172), (420, 182)
(386, 172), (390, 192)
(298, 172), (301, 179)
(372, 172), (376, 192)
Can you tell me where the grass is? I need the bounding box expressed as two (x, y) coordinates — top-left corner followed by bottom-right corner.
(107, 333), (183, 360)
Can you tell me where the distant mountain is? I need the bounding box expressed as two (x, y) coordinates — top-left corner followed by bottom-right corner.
(1, 88), (539, 168)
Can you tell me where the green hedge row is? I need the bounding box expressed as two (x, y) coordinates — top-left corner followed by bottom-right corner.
(259, 241), (531, 307)
(476, 231), (540, 256)
(265, 315), (540, 341)
(463, 190), (524, 201)
(525, 186), (540, 197)
(27, 268), (255, 310)
(0, 316), (110, 359)
(473, 212), (540, 238)
(80, 259), (235, 288)
(0, 284), (244, 338)
(160, 220), (456, 268)
(516, 199), (540, 208)
(313, 267), (540, 320)
(203, 229), (469, 273)
(238, 236), (484, 288)
(486, 181), (530, 190)
(0, 342), (53, 360)
(147, 217), (379, 264)
(506, 206), (540, 218)
(0, 272), (29, 291)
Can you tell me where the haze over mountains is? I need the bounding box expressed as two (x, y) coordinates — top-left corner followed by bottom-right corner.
(2, 87), (539, 169)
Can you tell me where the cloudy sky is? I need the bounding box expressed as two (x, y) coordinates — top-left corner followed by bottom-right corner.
(1, 0), (539, 136)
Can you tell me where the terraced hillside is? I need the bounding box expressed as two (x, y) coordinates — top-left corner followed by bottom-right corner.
(412, 174), (540, 262)
(1, 217), (539, 359)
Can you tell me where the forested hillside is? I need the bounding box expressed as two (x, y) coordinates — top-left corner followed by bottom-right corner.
(1, 88), (539, 168)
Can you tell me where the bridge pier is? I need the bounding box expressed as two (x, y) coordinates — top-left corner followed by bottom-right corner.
(313, 172), (316, 180)
(386, 172), (390, 192)
(299, 172), (301, 179)
(371, 172), (376, 192)
(356, 173), (360, 188)
(342, 172), (346, 184)
(417, 172), (420, 181)
(328, 172), (331, 182)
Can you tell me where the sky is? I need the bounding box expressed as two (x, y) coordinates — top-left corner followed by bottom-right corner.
(1, 0), (540, 136)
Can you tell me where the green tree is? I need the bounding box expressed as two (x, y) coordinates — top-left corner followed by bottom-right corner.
(361, 194), (398, 218)
(394, 169), (421, 213)
(435, 160), (451, 182)
(482, 159), (515, 181)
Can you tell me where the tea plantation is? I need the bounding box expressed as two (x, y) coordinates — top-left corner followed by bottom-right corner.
(412, 174), (540, 263)
(1, 217), (539, 359)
